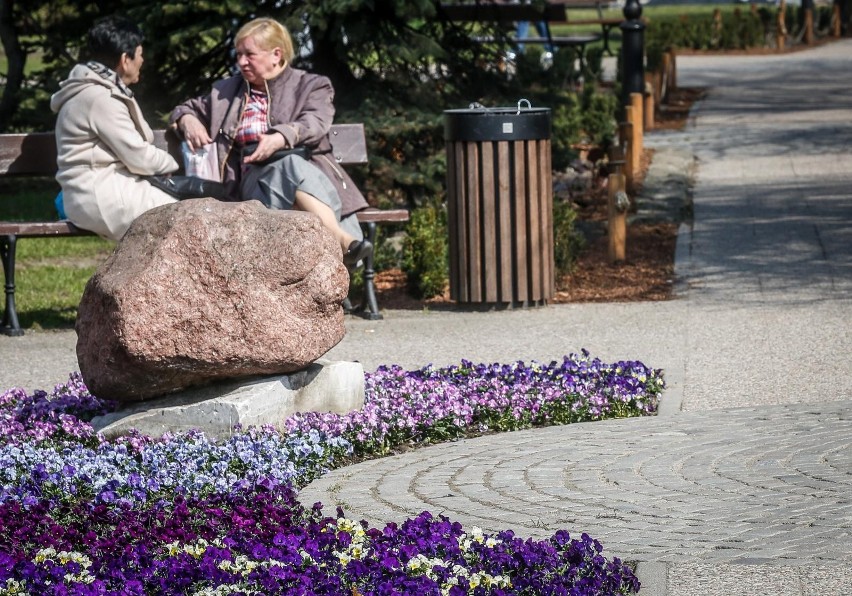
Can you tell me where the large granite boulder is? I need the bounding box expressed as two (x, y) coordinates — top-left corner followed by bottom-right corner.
(76, 198), (349, 402)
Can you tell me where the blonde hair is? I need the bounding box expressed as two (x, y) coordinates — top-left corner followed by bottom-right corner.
(235, 17), (294, 65)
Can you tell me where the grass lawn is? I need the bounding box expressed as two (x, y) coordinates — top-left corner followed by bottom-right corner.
(0, 37), (46, 74)
(0, 179), (113, 330)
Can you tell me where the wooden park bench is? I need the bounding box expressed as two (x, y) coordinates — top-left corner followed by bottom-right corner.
(0, 124), (408, 336)
(439, 0), (620, 69)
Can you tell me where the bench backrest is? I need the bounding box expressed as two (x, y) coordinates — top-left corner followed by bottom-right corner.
(0, 123), (368, 177)
(557, 0), (606, 20)
(440, 1), (605, 24)
(555, 0), (605, 9)
(440, 3), (567, 23)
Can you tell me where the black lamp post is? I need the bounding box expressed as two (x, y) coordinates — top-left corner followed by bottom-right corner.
(620, 0), (645, 107)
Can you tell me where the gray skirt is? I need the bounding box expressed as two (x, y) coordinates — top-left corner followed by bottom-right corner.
(240, 154), (362, 240)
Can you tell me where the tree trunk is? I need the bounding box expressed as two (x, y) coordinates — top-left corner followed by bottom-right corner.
(0, 0), (26, 132)
(842, 0), (852, 35)
(307, 21), (360, 108)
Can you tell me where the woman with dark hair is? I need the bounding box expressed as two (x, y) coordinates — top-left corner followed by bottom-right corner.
(51, 16), (179, 241)
(170, 17), (371, 266)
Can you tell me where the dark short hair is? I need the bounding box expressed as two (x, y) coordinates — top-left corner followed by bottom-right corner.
(87, 16), (144, 67)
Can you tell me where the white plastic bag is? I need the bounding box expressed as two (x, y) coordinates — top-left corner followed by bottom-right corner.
(181, 141), (219, 181)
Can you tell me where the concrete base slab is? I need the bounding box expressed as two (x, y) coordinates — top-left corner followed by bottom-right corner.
(91, 359), (364, 440)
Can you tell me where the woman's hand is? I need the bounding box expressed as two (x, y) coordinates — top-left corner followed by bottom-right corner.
(243, 132), (287, 164)
(180, 115), (213, 152)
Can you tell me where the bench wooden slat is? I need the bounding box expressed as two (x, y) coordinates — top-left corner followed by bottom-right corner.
(0, 221), (95, 237)
(356, 208), (409, 223)
(440, 0), (609, 23)
(521, 34), (603, 46)
(0, 210), (406, 234)
(0, 132), (57, 176)
(0, 210), (407, 235)
(570, 18), (622, 27)
(328, 123), (368, 165)
(552, 0), (606, 10)
(440, 3), (567, 23)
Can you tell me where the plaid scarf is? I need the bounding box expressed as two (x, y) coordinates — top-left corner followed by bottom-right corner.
(86, 60), (134, 98)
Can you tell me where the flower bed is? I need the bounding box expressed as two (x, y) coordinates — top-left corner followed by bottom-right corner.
(0, 352), (663, 595)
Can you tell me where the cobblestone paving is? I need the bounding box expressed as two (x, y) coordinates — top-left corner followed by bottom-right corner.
(300, 401), (852, 565)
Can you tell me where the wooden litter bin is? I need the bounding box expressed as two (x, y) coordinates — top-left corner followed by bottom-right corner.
(444, 106), (554, 305)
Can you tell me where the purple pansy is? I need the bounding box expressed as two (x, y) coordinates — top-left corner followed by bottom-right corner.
(0, 352), (660, 594)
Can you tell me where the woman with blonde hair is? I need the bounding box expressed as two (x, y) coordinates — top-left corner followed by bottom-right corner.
(170, 17), (371, 265)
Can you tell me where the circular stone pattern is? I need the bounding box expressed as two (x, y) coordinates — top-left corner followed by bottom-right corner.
(300, 401), (852, 564)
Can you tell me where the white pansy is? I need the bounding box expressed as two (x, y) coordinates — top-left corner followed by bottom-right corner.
(1, 578), (30, 595)
(62, 572), (95, 585)
(299, 549), (316, 564)
(34, 548), (93, 570)
(190, 583), (258, 596)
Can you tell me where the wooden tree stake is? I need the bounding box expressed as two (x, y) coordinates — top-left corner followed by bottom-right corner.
(804, 8), (814, 45)
(621, 113), (634, 190)
(660, 52), (671, 103)
(670, 51), (677, 92)
(608, 172), (627, 262)
(832, 2), (842, 37)
(644, 79), (655, 131)
(777, 0), (787, 50)
(629, 92), (643, 179)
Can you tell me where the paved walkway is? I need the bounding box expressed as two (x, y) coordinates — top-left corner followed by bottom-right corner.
(2, 40), (851, 595)
(306, 41), (852, 594)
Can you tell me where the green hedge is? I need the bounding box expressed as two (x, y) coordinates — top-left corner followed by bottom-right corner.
(646, 9), (766, 57)
(645, 5), (835, 61)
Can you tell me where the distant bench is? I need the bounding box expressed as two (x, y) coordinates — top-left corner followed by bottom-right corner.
(0, 124), (407, 336)
(558, 0), (622, 56)
(440, 0), (620, 67)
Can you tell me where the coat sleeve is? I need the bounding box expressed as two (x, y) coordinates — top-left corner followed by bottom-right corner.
(269, 75), (335, 148)
(90, 94), (178, 176)
(169, 93), (212, 134)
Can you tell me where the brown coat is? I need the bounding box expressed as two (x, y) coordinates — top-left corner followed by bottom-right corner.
(170, 66), (368, 217)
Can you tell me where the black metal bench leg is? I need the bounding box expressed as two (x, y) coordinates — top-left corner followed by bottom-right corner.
(1, 235), (23, 336)
(577, 44), (588, 76)
(602, 25), (615, 56)
(361, 221), (383, 320)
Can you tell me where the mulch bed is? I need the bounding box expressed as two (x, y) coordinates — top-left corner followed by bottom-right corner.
(370, 86), (705, 310)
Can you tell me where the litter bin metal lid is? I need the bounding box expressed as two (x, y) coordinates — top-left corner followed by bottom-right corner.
(444, 107), (551, 142)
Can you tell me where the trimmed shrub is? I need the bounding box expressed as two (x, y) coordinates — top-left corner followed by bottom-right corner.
(402, 199), (449, 299)
(553, 198), (586, 279)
